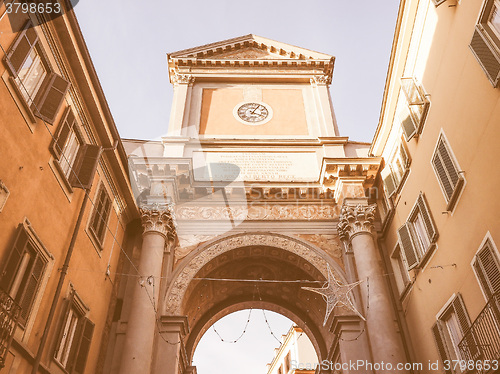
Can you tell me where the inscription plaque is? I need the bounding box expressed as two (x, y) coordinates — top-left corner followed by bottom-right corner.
(193, 152), (320, 182)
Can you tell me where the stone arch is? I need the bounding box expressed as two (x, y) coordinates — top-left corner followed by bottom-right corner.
(164, 232), (347, 315)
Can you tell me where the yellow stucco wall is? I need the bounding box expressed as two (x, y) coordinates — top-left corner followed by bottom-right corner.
(199, 87), (309, 136)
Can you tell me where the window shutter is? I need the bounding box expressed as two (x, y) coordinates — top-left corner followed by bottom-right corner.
(4, 21), (38, 76)
(416, 193), (438, 242)
(53, 297), (72, 359)
(382, 168), (397, 197)
(18, 253), (46, 323)
(432, 148), (454, 201)
(399, 143), (410, 170)
(398, 223), (419, 269)
(33, 72), (70, 125)
(400, 109), (417, 142)
(72, 318), (94, 374)
(475, 242), (500, 297)
(470, 25), (500, 87)
(69, 145), (101, 190)
(452, 294), (480, 360)
(0, 226), (28, 293)
(51, 107), (76, 159)
(431, 322), (452, 374)
(431, 0), (447, 6)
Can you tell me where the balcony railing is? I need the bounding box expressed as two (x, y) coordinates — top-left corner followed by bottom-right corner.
(458, 293), (500, 371)
(0, 288), (21, 368)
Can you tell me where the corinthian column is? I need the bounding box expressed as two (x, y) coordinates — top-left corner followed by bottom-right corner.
(119, 206), (176, 374)
(337, 200), (407, 372)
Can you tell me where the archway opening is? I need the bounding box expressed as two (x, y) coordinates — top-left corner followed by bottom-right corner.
(192, 309), (319, 374)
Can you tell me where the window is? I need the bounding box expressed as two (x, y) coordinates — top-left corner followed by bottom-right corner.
(399, 77), (429, 141)
(3, 20), (70, 123)
(431, 0), (447, 6)
(381, 141), (410, 197)
(51, 107), (82, 180)
(431, 134), (464, 211)
(391, 244), (411, 296)
(470, 0), (500, 87)
(54, 291), (94, 374)
(88, 186), (112, 246)
(473, 237), (500, 299)
(0, 221), (50, 326)
(397, 193), (438, 269)
(432, 294), (475, 373)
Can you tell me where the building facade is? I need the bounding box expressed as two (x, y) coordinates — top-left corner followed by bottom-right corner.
(0, 4), (136, 374)
(2, 0), (500, 373)
(372, 0), (500, 370)
(266, 326), (317, 374)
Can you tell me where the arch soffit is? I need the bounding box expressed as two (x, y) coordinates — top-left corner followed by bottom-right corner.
(164, 231), (347, 315)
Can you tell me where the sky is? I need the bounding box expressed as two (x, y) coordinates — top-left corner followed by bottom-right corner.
(73, 1), (401, 373)
(74, 0), (400, 143)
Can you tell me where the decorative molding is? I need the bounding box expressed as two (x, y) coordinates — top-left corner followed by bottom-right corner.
(164, 233), (344, 315)
(295, 234), (343, 259)
(140, 205), (177, 239)
(310, 75), (330, 85)
(337, 204), (376, 243)
(175, 204), (339, 221)
(171, 73), (195, 86)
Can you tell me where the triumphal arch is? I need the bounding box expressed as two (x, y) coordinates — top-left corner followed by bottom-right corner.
(105, 35), (409, 373)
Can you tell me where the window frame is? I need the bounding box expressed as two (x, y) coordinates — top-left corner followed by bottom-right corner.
(432, 294), (475, 373)
(382, 140), (411, 198)
(472, 233), (500, 301)
(0, 220), (53, 329)
(399, 77), (430, 141)
(2, 20), (70, 124)
(53, 289), (94, 374)
(88, 184), (112, 248)
(470, 0), (500, 87)
(431, 132), (465, 212)
(397, 193), (438, 270)
(50, 106), (84, 188)
(390, 243), (412, 298)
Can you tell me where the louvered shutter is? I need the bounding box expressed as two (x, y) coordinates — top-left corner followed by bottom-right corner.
(475, 242), (500, 297)
(69, 145), (101, 190)
(51, 107), (76, 159)
(470, 25), (500, 87)
(72, 318), (94, 374)
(53, 297), (72, 359)
(416, 193), (438, 243)
(32, 73), (70, 124)
(382, 167), (397, 197)
(400, 109), (417, 142)
(399, 143), (409, 169)
(432, 322), (452, 374)
(452, 294), (479, 360)
(18, 252), (46, 324)
(0, 226), (28, 293)
(398, 223), (419, 269)
(4, 21), (38, 76)
(431, 0), (447, 5)
(432, 149), (454, 201)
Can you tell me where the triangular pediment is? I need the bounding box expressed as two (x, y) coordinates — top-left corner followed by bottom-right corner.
(168, 34), (334, 61)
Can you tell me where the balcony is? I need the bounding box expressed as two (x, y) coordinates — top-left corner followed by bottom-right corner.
(0, 288), (21, 368)
(458, 293), (500, 371)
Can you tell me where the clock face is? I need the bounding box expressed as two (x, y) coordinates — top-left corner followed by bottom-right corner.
(237, 103), (269, 123)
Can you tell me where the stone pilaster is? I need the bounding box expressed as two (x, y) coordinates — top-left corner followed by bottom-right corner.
(153, 316), (190, 374)
(337, 199), (408, 373)
(119, 205), (176, 374)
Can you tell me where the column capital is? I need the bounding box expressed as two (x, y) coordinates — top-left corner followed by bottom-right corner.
(337, 202), (376, 243)
(140, 204), (176, 239)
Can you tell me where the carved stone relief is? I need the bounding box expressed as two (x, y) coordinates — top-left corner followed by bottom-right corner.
(164, 233), (344, 315)
(295, 234), (343, 259)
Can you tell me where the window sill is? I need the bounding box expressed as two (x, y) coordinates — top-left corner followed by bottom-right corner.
(399, 280), (413, 301)
(418, 243), (437, 270)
